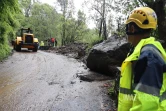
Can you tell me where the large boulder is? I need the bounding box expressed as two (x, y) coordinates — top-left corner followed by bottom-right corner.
(86, 35), (130, 77)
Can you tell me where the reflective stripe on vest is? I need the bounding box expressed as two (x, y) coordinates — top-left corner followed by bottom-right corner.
(120, 87), (133, 95)
(135, 83), (160, 97)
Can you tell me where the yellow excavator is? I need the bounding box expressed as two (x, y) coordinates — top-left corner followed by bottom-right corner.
(13, 28), (39, 52)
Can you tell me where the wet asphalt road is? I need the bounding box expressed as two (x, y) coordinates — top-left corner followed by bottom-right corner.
(0, 50), (112, 111)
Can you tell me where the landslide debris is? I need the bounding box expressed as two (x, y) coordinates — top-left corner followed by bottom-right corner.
(46, 42), (88, 62)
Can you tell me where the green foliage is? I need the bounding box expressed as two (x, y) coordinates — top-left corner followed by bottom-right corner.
(151, 27), (159, 38)
(87, 36), (103, 49)
(16, 1), (101, 49)
(61, 10), (88, 45)
(108, 81), (115, 95)
(80, 29), (103, 52)
(0, 44), (11, 61)
(17, 2), (62, 45)
(82, 30), (102, 44)
(0, 0), (20, 60)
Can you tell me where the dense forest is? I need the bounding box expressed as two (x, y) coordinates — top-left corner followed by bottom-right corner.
(0, 0), (166, 60)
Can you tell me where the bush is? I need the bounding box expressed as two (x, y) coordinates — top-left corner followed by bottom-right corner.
(0, 44), (11, 61)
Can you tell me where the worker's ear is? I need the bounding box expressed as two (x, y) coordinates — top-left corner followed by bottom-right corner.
(126, 23), (137, 35)
(130, 25), (135, 33)
(126, 24), (135, 33)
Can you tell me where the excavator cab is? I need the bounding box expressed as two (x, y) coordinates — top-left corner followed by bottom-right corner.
(13, 28), (39, 52)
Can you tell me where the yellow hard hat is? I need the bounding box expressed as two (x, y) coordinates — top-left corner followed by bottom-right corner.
(126, 7), (157, 30)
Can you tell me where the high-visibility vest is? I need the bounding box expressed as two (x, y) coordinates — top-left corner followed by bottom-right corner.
(40, 41), (44, 46)
(118, 37), (166, 111)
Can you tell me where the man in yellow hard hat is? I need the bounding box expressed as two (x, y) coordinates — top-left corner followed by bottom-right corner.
(118, 7), (166, 111)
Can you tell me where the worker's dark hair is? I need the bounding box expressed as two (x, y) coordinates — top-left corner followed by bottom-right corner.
(126, 22), (152, 35)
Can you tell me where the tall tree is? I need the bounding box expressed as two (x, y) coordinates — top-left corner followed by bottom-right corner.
(56, 0), (75, 45)
(30, 3), (59, 40)
(65, 10), (87, 44)
(19, 0), (33, 17)
(18, 1), (62, 45)
(83, 0), (116, 39)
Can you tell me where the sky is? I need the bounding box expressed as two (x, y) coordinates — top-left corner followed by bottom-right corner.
(39, 0), (83, 11)
(39, 0), (95, 29)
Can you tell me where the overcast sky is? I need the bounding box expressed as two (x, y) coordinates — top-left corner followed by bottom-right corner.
(39, 0), (95, 28)
(39, 0), (84, 12)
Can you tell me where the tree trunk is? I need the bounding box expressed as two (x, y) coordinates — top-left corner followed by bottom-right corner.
(146, 0), (166, 48)
(103, 19), (107, 40)
(99, 19), (103, 38)
(155, 1), (166, 48)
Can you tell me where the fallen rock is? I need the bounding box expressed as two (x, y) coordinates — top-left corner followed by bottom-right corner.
(86, 35), (130, 77)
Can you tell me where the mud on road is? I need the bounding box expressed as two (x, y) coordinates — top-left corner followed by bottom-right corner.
(0, 49), (114, 111)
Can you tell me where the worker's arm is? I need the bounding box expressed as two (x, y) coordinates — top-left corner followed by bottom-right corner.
(130, 45), (165, 111)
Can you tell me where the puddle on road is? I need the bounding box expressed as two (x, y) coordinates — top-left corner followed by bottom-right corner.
(0, 82), (21, 95)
